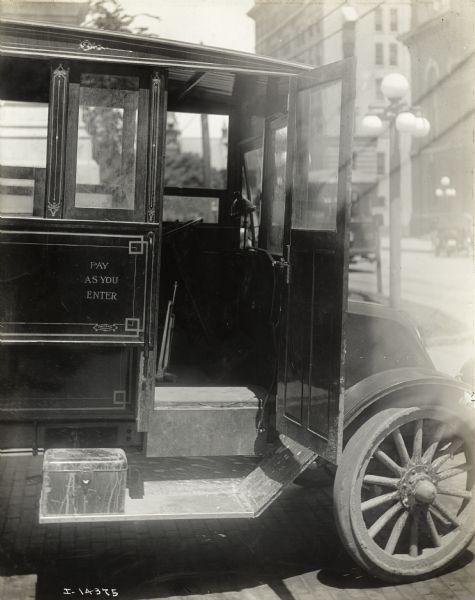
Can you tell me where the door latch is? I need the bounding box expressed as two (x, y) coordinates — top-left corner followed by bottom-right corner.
(273, 257), (290, 284)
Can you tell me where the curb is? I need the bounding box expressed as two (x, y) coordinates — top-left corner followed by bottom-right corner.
(425, 333), (474, 347)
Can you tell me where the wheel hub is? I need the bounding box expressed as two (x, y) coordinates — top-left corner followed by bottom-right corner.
(399, 464), (438, 508)
(413, 479), (437, 504)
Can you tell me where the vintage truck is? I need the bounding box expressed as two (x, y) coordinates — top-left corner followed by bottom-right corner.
(0, 18), (472, 583)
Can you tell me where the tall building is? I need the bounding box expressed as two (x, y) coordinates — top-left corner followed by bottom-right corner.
(248, 0), (413, 228)
(402, 0), (475, 234)
(0, 0), (88, 23)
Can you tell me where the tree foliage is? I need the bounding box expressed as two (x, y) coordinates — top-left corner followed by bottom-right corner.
(82, 0), (148, 34)
(164, 152), (225, 189)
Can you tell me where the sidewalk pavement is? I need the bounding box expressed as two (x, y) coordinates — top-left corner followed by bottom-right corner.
(380, 235), (434, 253)
(0, 454), (474, 600)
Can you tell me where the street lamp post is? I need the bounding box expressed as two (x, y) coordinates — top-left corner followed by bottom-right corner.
(362, 73), (430, 309)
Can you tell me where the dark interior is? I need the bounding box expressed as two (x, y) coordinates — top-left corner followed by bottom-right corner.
(157, 224), (279, 389)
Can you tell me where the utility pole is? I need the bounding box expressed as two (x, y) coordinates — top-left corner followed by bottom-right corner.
(388, 113), (402, 308)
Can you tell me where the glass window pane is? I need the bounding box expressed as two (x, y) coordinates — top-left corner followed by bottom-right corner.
(292, 80), (342, 231)
(375, 7), (383, 31)
(390, 8), (398, 31)
(390, 43), (398, 66)
(0, 101), (48, 216)
(243, 145), (264, 242)
(268, 125), (287, 254)
(163, 196), (219, 223)
(75, 74), (139, 210)
(164, 112), (228, 189)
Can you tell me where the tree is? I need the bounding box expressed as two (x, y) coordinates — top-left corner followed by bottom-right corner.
(164, 152), (225, 189)
(82, 0), (152, 34)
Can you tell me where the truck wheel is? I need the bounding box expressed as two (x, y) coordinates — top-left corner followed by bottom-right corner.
(333, 406), (474, 582)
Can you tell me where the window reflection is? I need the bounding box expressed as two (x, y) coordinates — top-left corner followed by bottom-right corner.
(268, 125), (287, 254)
(163, 196), (219, 223)
(75, 74), (139, 210)
(242, 145), (264, 244)
(293, 80), (342, 231)
(164, 112), (228, 189)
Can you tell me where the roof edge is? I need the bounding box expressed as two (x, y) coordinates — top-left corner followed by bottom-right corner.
(0, 17), (311, 74)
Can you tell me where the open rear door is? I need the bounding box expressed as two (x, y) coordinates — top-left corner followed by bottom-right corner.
(276, 58), (355, 465)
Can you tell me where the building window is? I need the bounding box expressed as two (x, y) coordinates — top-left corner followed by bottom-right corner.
(374, 196), (386, 208)
(377, 152), (385, 175)
(375, 77), (383, 99)
(390, 8), (398, 31)
(310, 45), (321, 65)
(375, 7), (383, 31)
(389, 43), (398, 66)
(375, 43), (384, 66)
(352, 151), (358, 170)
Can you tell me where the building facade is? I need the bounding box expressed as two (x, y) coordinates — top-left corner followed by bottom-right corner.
(248, 0), (413, 228)
(0, 0), (88, 23)
(403, 0), (474, 234)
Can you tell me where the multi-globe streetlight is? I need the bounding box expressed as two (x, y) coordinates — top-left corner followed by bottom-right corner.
(435, 176), (457, 202)
(362, 73), (431, 309)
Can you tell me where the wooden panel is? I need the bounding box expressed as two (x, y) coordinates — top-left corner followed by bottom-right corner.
(0, 345), (134, 419)
(0, 228), (152, 343)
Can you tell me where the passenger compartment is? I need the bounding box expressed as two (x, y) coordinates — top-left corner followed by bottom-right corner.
(149, 223), (279, 456)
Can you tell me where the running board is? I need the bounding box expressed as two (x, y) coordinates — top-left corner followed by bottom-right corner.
(39, 435), (318, 523)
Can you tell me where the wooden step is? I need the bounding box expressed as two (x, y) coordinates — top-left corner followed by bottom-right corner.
(146, 385), (268, 457)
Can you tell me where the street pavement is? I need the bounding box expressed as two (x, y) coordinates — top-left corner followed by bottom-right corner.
(0, 455), (474, 600)
(349, 235), (474, 376)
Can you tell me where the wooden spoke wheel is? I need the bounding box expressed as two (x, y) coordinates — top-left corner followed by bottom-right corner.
(334, 406), (474, 582)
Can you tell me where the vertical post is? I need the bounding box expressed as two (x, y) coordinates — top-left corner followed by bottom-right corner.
(146, 72), (163, 223)
(389, 109), (401, 309)
(201, 113), (211, 187)
(45, 63), (69, 218)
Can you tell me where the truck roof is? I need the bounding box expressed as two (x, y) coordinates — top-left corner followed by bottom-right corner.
(0, 18), (312, 76)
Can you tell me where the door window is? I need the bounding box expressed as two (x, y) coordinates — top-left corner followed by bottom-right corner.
(242, 141), (264, 244)
(266, 123), (287, 254)
(292, 80), (342, 231)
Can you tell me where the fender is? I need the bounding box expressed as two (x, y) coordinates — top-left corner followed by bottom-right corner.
(344, 367), (469, 430)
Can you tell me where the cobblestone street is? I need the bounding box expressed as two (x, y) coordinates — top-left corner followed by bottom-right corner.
(1, 455), (473, 600)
